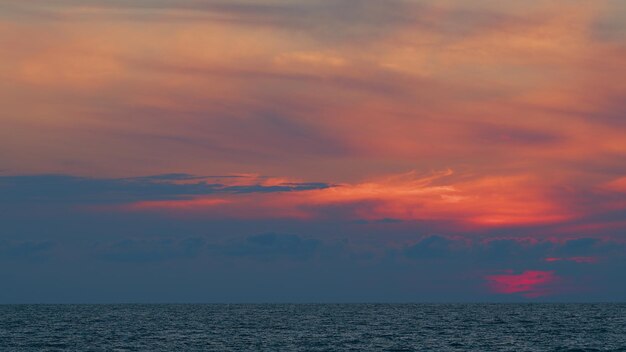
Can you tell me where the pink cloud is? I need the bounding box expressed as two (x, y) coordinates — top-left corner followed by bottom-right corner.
(485, 270), (558, 298)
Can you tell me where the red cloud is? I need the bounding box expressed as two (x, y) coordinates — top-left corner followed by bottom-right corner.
(485, 270), (558, 298)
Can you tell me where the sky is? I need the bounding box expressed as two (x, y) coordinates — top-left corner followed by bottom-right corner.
(1, 0), (625, 303)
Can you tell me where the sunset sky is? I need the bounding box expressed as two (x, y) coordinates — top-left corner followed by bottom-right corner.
(1, 0), (625, 302)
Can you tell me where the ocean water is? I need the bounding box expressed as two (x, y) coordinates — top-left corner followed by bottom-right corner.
(0, 304), (624, 351)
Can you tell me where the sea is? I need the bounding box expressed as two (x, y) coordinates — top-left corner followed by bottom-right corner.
(0, 304), (624, 351)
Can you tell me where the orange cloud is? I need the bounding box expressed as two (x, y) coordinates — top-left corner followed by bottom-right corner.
(1, 0), (625, 200)
(603, 177), (626, 193)
(118, 170), (574, 228)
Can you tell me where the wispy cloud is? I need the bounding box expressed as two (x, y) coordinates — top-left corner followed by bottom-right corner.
(0, 174), (332, 204)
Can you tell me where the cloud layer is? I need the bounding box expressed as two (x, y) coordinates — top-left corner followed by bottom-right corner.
(1, 0), (625, 302)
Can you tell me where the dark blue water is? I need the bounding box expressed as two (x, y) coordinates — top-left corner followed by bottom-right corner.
(0, 304), (624, 351)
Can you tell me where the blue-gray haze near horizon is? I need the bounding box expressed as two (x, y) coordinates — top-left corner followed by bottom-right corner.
(2, 174), (626, 303)
(0, 304), (624, 351)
